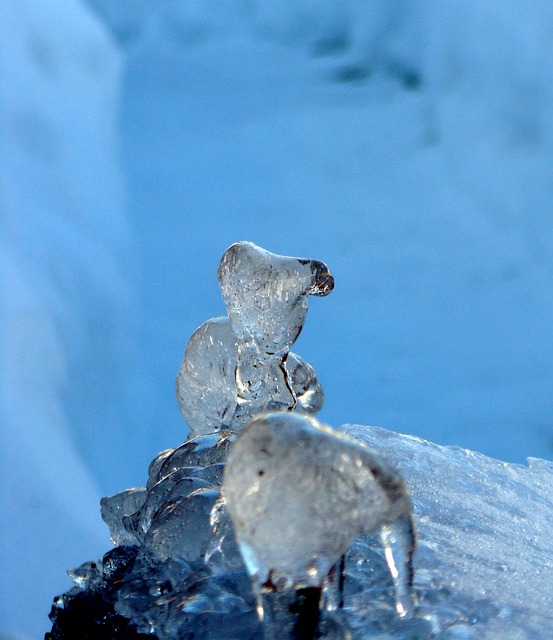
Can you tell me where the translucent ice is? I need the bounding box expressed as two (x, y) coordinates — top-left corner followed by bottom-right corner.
(101, 487), (147, 546)
(143, 487), (220, 562)
(176, 242), (333, 437)
(100, 433), (233, 552)
(223, 412), (417, 629)
(147, 432), (234, 488)
(50, 422), (553, 639)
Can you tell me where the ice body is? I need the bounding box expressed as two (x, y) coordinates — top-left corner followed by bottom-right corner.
(176, 242), (333, 437)
(223, 414), (412, 586)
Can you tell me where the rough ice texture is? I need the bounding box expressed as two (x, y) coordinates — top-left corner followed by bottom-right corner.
(223, 414), (413, 598)
(339, 425), (553, 639)
(100, 433), (234, 554)
(49, 424), (553, 639)
(176, 242), (333, 437)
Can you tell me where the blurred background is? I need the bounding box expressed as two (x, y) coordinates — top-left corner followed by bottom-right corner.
(2, 0), (553, 636)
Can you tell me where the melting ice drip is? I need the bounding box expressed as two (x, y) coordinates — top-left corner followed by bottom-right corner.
(46, 242), (422, 640)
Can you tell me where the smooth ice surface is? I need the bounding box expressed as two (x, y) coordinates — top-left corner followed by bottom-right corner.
(223, 413), (413, 597)
(176, 242), (333, 437)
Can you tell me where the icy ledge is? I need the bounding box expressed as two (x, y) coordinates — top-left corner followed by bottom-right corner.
(339, 424), (553, 639)
(47, 423), (553, 640)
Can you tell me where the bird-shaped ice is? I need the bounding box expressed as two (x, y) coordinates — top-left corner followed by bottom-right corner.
(176, 242), (333, 437)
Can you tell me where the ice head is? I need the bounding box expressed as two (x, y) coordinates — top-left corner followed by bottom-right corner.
(218, 242), (334, 356)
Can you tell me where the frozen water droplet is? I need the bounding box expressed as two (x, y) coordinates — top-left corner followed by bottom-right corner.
(67, 560), (102, 590)
(285, 353), (324, 414)
(223, 412), (416, 637)
(380, 514), (417, 617)
(177, 242), (333, 437)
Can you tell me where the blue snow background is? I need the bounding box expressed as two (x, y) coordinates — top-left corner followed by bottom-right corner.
(2, 1), (553, 637)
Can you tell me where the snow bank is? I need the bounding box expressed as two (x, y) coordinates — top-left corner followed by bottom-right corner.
(0, 0), (140, 636)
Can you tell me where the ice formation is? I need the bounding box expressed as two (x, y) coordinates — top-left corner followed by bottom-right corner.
(47, 423), (553, 639)
(223, 412), (416, 625)
(176, 241), (333, 437)
(46, 243), (553, 639)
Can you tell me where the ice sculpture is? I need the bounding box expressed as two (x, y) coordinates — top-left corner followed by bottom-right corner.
(47, 241), (553, 640)
(223, 412), (416, 638)
(176, 241), (333, 437)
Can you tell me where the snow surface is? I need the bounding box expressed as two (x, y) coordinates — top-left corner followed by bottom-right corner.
(2, 0), (553, 637)
(340, 424), (553, 639)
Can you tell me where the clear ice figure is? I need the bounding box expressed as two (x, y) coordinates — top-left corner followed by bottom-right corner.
(176, 242), (333, 437)
(223, 412), (417, 638)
